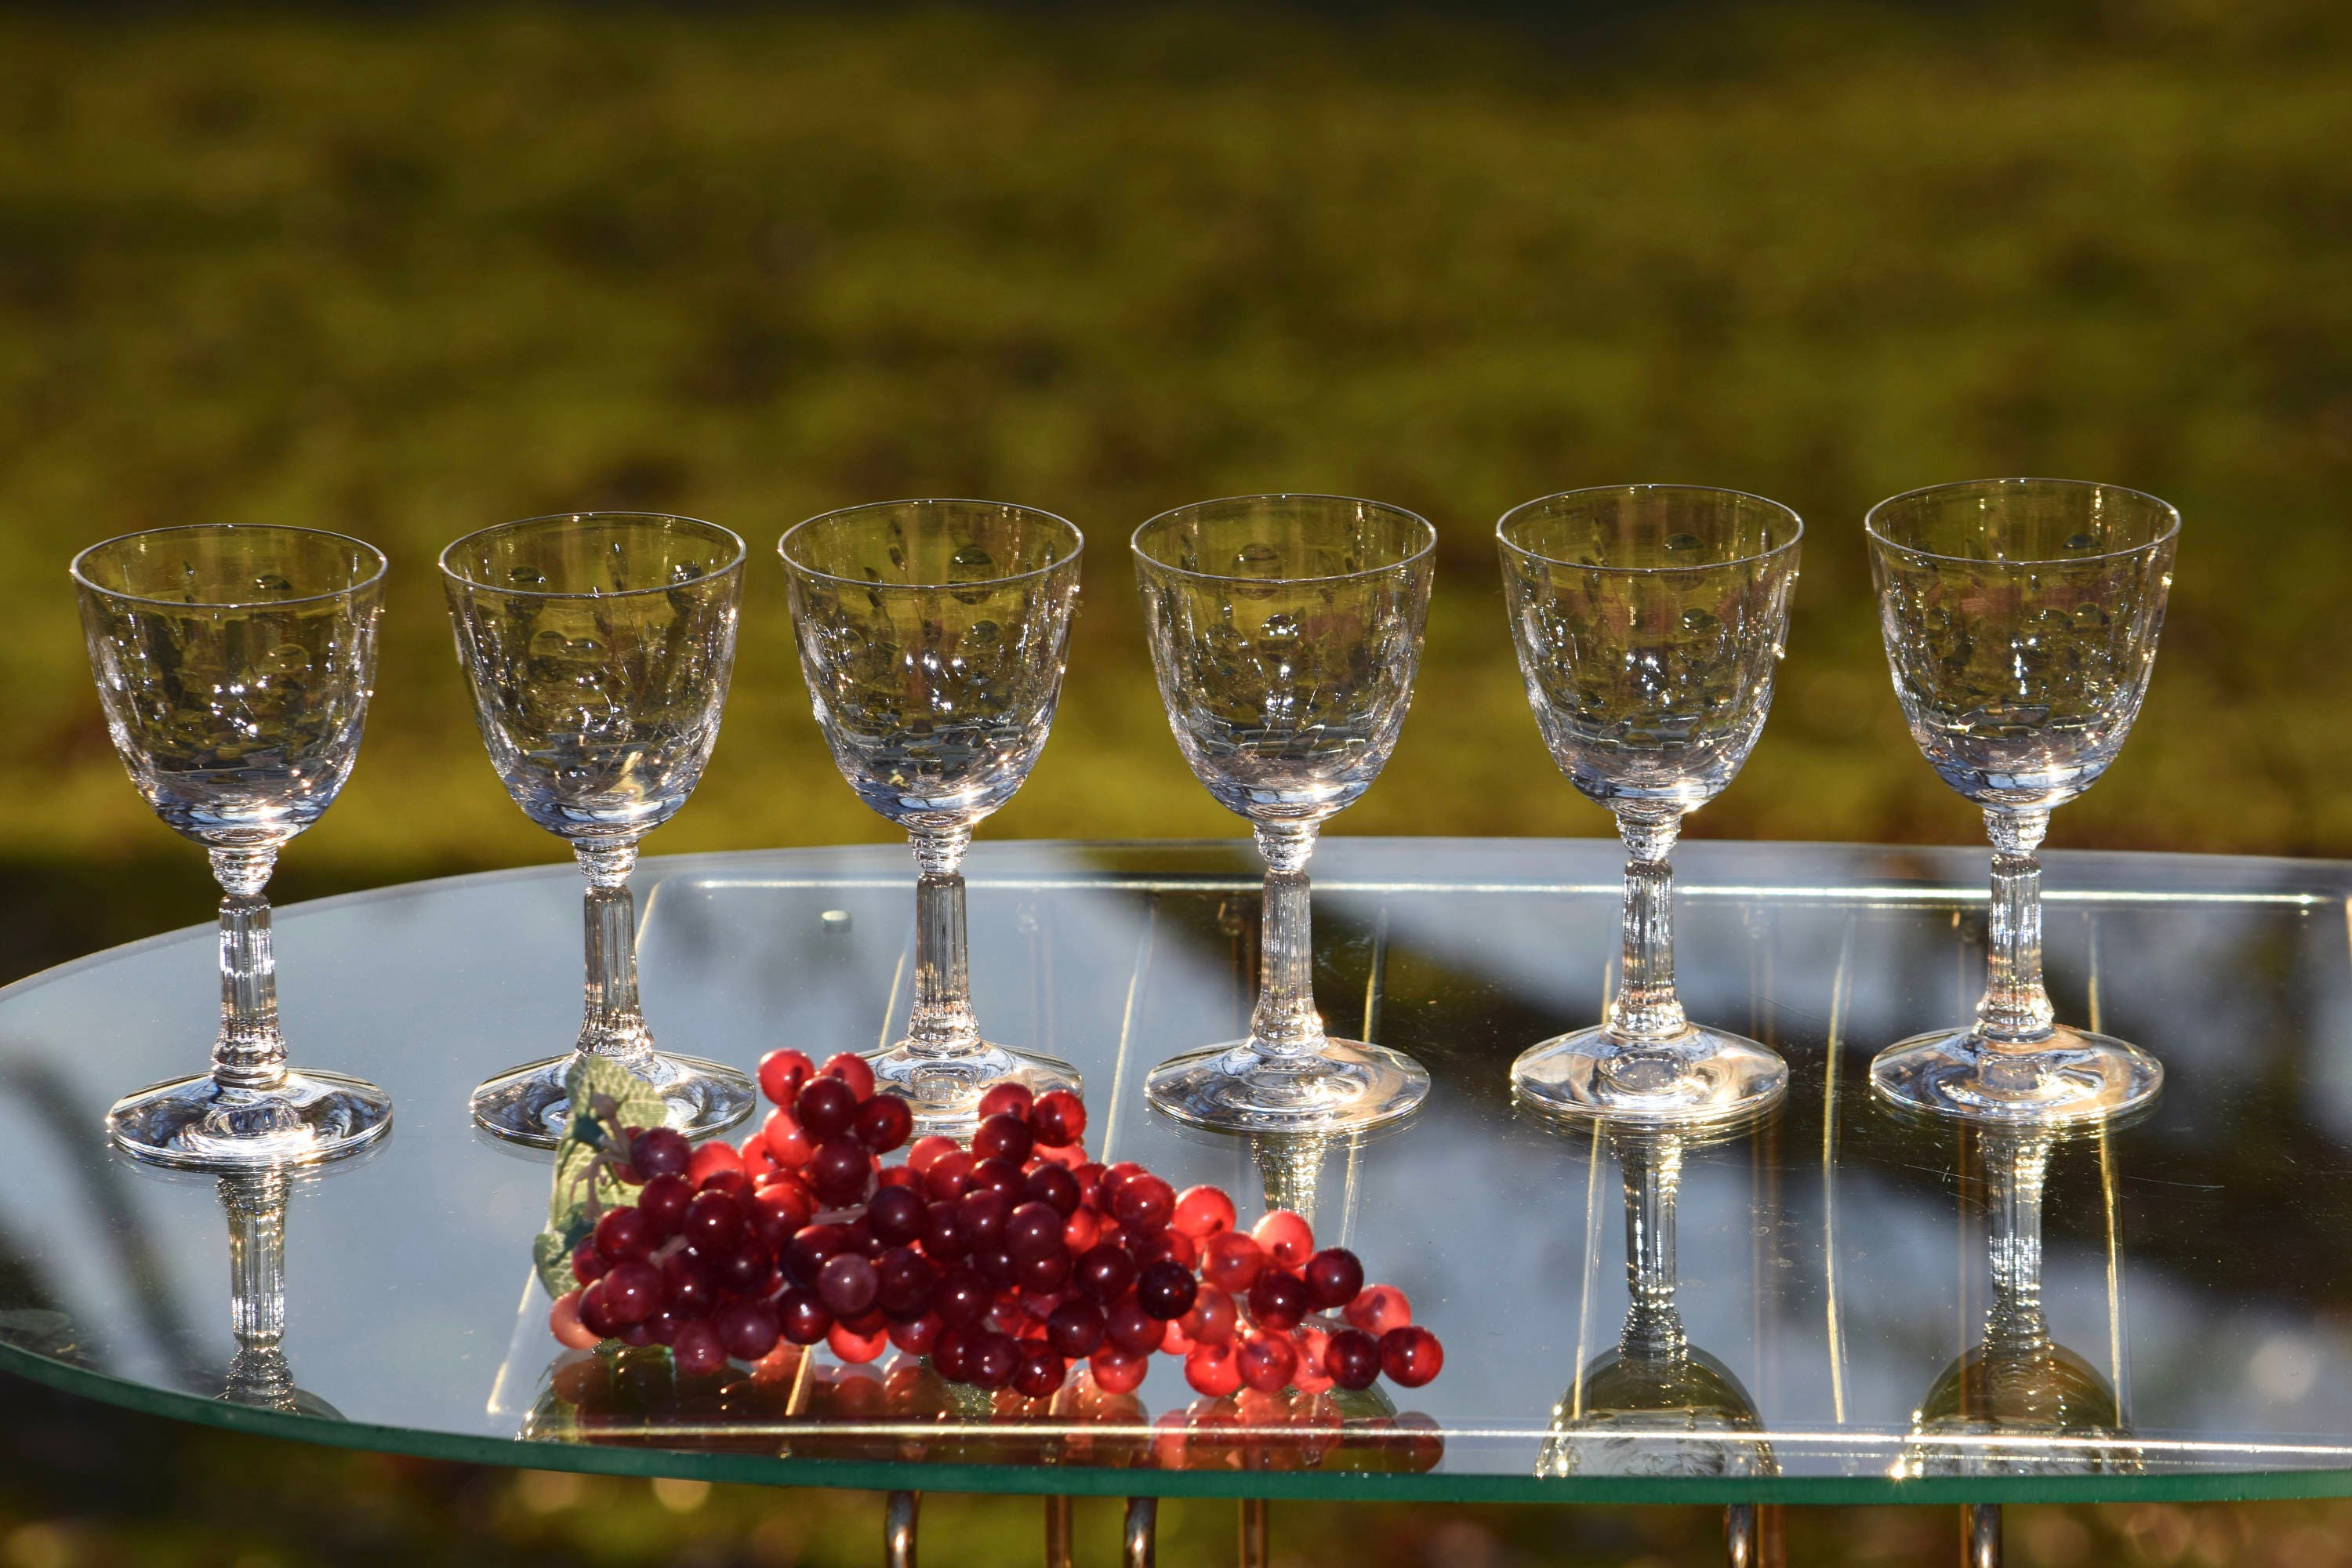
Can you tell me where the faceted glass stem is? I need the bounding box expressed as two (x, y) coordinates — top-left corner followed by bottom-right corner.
(221, 1171), (298, 1409)
(906, 823), (982, 1058)
(210, 846), (288, 1092)
(1249, 822), (1326, 1061)
(1621, 1136), (1686, 1361)
(575, 840), (655, 1074)
(1979, 808), (2057, 1047)
(1984, 1132), (2052, 1352)
(1607, 811), (1689, 1042)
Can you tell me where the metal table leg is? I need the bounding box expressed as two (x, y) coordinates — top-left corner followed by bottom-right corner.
(1725, 1502), (1759, 1568)
(885, 1490), (919, 1568)
(1043, 1494), (1073, 1568)
(1239, 1497), (1269, 1566)
(1965, 1503), (2001, 1568)
(1123, 1496), (1158, 1568)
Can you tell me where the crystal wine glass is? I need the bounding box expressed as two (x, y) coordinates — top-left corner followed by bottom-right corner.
(445, 512), (756, 1147)
(1134, 493), (1434, 1134)
(779, 499), (1085, 1132)
(1867, 478), (2177, 1123)
(75, 524), (394, 1170)
(1501, 485), (1801, 1123)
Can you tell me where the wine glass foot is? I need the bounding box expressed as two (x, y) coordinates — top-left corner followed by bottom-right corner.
(1869, 1025), (2161, 1125)
(1145, 1037), (1429, 1135)
(1511, 1024), (1787, 1127)
(470, 1051), (755, 1149)
(107, 1068), (393, 1171)
(867, 1042), (1082, 1136)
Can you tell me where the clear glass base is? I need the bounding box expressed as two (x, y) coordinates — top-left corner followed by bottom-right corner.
(868, 1042), (1082, 1137)
(1511, 1025), (1788, 1127)
(1144, 1037), (1429, 1135)
(470, 1051), (755, 1149)
(1870, 1025), (2163, 1125)
(107, 1069), (393, 1171)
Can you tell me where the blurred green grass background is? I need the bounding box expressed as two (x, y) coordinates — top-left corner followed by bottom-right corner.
(5, 2), (2352, 1563)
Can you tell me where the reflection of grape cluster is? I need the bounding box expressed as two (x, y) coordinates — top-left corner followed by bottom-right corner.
(548, 1054), (1443, 1404)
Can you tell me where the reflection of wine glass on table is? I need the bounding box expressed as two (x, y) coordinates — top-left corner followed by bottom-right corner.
(444, 512), (756, 1147)
(1538, 1123), (1776, 1479)
(1893, 1126), (2140, 1478)
(217, 1171), (340, 1417)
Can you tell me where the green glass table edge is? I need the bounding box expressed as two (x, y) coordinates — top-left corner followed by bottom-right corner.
(12, 837), (2352, 1506)
(14, 1335), (2352, 1507)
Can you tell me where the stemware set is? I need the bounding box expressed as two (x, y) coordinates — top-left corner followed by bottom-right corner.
(71, 476), (2177, 1171)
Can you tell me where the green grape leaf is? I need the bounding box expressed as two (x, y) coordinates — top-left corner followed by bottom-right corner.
(532, 1054), (669, 1298)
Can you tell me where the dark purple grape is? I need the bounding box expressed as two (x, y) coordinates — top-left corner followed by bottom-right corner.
(1029, 1091), (1085, 1148)
(975, 1247), (1018, 1292)
(1135, 1260), (1198, 1321)
(1324, 1327), (1381, 1391)
(681, 1189), (744, 1254)
(874, 1247), (936, 1320)
(715, 1298), (781, 1359)
(958, 1189), (1012, 1249)
(636, 1174), (693, 1238)
(923, 1200), (971, 1260)
(781, 1221), (853, 1290)
(867, 1184), (927, 1247)
(972, 1112), (1033, 1167)
(931, 1325), (975, 1383)
(630, 1127), (692, 1179)
(970, 1157), (1027, 1202)
(1024, 1163), (1080, 1218)
(1017, 1248), (1071, 1294)
(661, 1254), (713, 1316)
(775, 1288), (830, 1346)
(1247, 1269), (1308, 1332)
(1046, 1301), (1104, 1358)
(571, 1239), (607, 1284)
(796, 1076), (859, 1140)
(714, 1239), (774, 1295)
(817, 1253), (880, 1318)
(672, 1319), (726, 1378)
(601, 1261), (662, 1325)
(934, 1265), (991, 1327)
(852, 1094), (913, 1153)
(1005, 1200), (1065, 1261)
(967, 1330), (1018, 1390)
(1071, 1243), (1135, 1305)
(1102, 1296), (1161, 1356)
(1013, 1346), (1067, 1399)
(1112, 1174), (1174, 1234)
(808, 1138), (873, 1207)
(642, 1308), (684, 1347)
(1303, 1247), (1364, 1310)
(594, 1206), (654, 1263)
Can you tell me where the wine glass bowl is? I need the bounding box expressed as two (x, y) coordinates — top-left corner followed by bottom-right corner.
(1133, 494), (1435, 1134)
(779, 499), (1085, 1131)
(445, 512), (755, 1147)
(74, 524), (394, 1169)
(1501, 486), (1801, 1125)
(1866, 479), (2178, 1125)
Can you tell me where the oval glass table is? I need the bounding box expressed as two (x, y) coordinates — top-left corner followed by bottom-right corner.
(3, 837), (2350, 1566)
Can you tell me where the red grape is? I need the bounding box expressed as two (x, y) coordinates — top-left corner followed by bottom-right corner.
(817, 1253), (880, 1317)
(809, 1138), (875, 1207)
(829, 1322), (889, 1364)
(796, 1077), (859, 1140)
(1250, 1210), (1314, 1269)
(866, 1184), (926, 1247)
(636, 1173), (692, 1238)
(593, 1206), (654, 1263)
(1178, 1283), (1236, 1346)
(1237, 1330), (1297, 1393)
(1201, 1232), (1265, 1294)
(1071, 1243), (1135, 1305)
(1047, 1300), (1105, 1358)
(853, 1094), (913, 1153)
(715, 1238), (775, 1294)
(934, 1265), (991, 1327)
(1247, 1269), (1308, 1332)
(570, 1240), (606, 1284)
(1024, 1164), (1080, 1218)
(1113, 1174), (1174, 1234)
(1104, 1296), (1161, 1356)
(681, 1189), (745, 1254)
(1029, 1090), (1085, 1148)
(972, 1112), (1033, 1167)
(1135, 1260), (1198, 1321)
(630, 1127), (691, 1179)
(1004, 1201), (1065, 1261)
(775, 1289), (829, 1347)
(977, 1082), (1034, 1121)
(687, 1141), (743, 1189)
(761, 1108), (814, 1169)
(758, 1049), (815, 1106)
(1171, 1185), (1236, 1240)
(717, 1298), (782, 1359)
(958, 1189), (1014, 1250)
(924, 1149), (977, 1202)
(969, 1157), (1027, 1203)
(888, 1312), (942, 1356)
(1087, 1345), (1147, 1395)
(1380, 1326), (1443, 1388)
(671, 1319), (727, 1377)
(906, 1135), (958, 1176)
(753, 1177), (817, 1240)
(1344, 1284), (1410, 1337)
(549, 1289), (601, 1350)
(1013, 1345), (1067, 1399)
(818, 1052), (876, 1101)
(967, 1330), (1018, 1391)
(875, 1247), (936, 1319)
(923, 1199), (972, 1260)
(1185, 1341), (1241, 1397)
(932, 1325), (975, 1382)
(661, 1254), (713, 1316)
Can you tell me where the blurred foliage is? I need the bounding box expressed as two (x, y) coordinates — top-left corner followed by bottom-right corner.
(5, 2), (2352, 1564)
(4, 0), (2352, 887)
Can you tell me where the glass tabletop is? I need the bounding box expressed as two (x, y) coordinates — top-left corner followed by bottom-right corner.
(2, 837), (2349, 1504)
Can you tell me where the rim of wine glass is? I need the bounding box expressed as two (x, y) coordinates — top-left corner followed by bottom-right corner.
(1130, 492), (1436, 585)
(1864, 477), (2180, 566)
(70, 523), (389, 611)
(439, 511), (747, 598)
(1495, 484), (1803, 575)
(779, 498), (1084, 589)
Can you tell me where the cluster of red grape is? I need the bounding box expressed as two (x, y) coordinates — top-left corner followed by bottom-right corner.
(548, 1050), (1443, 1401)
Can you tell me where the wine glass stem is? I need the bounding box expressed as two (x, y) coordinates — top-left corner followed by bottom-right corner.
(222, 1171), (289, 1350)
(1979, 808), (2057, 1047)
(1607, 809), (1688, 1042)
(1984, 1131), (2051, 1350)
(907, 823), (982, 1058)
(1621, 1135), (1686, 1360)
(210, 845), (288, 1092)
(1250, 822), (1327, 1062)
(576, 840), (655, 1071)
